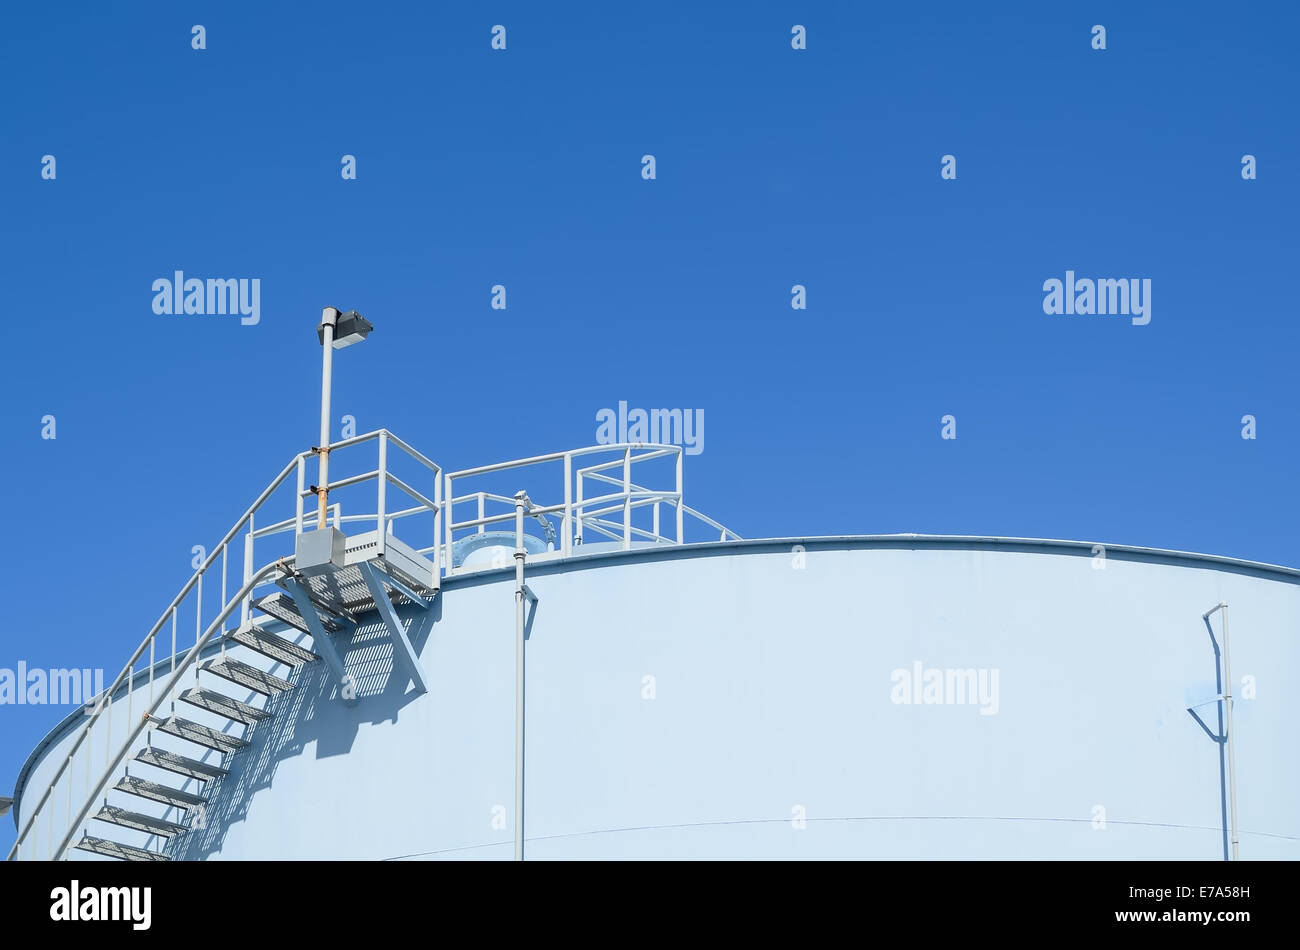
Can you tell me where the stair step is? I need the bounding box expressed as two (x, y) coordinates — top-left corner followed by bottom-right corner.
(74, 835), (170, 862)
(135, 747), (227, 782)
(228, 624), (319, 666)
(255, 591), (346, 634)
(201, 658), (294, 695)
(179, 687), (271, 725)
(93, 805), (189, 838)
(157, 715), (249, 754)
(114, 776), (207, 811)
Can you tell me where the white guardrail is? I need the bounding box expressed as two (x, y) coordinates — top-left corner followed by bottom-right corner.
(7, 432), (737, 860)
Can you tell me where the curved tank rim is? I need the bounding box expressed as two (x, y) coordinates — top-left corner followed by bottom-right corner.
(13, 531), (1299, 827)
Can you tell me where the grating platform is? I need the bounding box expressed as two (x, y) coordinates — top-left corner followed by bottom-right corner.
(228, 625), (319, 666)
(179, 687), (271, 725)
(295, 531), (438, 614)
(94, 805), (188, 838)
(135, 747), (227, 782)
(115, 776), (207, 811)
(75, 835), (170, 862)
(201, 658), (294, 695)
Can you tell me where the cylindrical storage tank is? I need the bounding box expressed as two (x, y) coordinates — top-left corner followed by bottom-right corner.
(14, 536), (1300, 859)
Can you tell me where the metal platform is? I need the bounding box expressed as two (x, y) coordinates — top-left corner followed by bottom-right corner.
(293, 531), (437, 614)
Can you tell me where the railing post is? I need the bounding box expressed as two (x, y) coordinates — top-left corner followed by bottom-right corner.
(576, 471), (584, 546)
(562, 453), (572, 557)
(295, 455), (305, 535)
(241, 524), (253, 630)
(219, 545), (228, 634)
(102, 693), (111, 806)
(65, 755), (72, 842)
(444, 474), (454, 575)
(622, 447), (631, 550)
(195, 572), (203, 686)
(477, 493), (486, 535)
(377, 431), (388, 557)
(433, 465), (443, 583)
(675, 448), (684, 544)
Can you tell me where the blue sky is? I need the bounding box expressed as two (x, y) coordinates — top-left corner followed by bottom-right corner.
(1, 1), (1296, 848)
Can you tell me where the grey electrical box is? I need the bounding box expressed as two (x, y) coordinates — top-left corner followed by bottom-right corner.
(296, 527), (346, 576)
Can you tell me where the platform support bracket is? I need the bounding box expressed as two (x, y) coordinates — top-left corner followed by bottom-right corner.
(283, 577), (357, 707)
(358, 561), (429, 694)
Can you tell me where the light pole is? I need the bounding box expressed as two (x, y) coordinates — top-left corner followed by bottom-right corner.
(315, 307), (373, 529)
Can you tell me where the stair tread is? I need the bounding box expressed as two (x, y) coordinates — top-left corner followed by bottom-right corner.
(255, 591), (346, 633)
(75, 835), (170, 862)
(201, 657), (294, 694)
(179, 687), (271, 725)
(134, 747), (227, 781)
(94, 805), (188, 837)
(228, 625), (319, 666)
(157, 715), (248, 753)
(114, 775), (207, 810)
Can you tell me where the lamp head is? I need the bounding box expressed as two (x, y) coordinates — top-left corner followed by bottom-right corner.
(318, 308), (373, 349)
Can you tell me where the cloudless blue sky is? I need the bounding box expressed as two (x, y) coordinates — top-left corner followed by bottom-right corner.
(2, 2), (1297, 848)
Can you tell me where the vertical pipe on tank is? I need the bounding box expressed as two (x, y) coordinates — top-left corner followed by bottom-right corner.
(513, 491), (528, 861)
(1222, 604), (1239, 861)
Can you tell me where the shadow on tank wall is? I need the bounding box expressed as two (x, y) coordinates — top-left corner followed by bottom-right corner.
(168, 599), (439, 860)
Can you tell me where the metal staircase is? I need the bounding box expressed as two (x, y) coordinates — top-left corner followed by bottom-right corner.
(71, 620), (319, 860)
(70, 542), (438, 861)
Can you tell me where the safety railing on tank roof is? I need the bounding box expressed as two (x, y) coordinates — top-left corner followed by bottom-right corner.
(442, 442), (741, 575)
(7, 434), (737, 860)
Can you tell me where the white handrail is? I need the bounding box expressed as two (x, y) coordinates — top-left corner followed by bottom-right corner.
(443, 442), (740, 570)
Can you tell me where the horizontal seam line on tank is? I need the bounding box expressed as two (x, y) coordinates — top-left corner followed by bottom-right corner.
(381, 816), (1300, 859)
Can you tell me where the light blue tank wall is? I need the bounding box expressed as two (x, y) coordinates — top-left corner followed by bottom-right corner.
(16, 537), (1300, 859)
